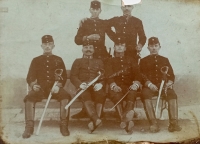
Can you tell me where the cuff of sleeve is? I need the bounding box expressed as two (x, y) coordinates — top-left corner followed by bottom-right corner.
(56, 82), (63, 88)
(133, 81), (141, 88)
(145, 81), (152, 87)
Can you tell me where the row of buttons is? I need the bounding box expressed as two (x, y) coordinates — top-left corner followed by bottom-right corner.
(46, 56), (50, 82)
(123, 22), (127, 34)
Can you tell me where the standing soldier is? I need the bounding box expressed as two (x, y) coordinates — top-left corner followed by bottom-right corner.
(140, 37), (182, 133)
(70, 39), (106, 133)
(107, 4), (146, 60)
(75, 0), (113, 60)
(73, 0), (113, 119)
(22, 35), (71, 138)
(105, 35), (141, 134)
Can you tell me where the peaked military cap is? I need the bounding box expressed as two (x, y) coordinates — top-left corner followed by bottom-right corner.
(83, 38), (94, 46)
(148, 37), (160, 45)
(42, 35), (54, 43)
(114, 34), (126, 45)
(90, 0), (101, 9)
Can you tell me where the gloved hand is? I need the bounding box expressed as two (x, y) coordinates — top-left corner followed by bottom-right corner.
(148, 83), (158, 92)
(93, 83), (103, 91)
(79, 82), (88, 90)
(51, 85), (60, 94)
(33, 84), (41, 92)
(135, 43), (142, 52)
(113, 85), (122, 92)
(165, 80), (173, 90)
(87, 34), (100, 40)
(79, 17), (88, 27)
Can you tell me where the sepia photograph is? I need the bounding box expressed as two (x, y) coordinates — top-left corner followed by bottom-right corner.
(0, 0), (200, 143)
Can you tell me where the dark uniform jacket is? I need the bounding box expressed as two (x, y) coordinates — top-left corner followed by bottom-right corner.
(74, 18), (114, 59)
(26, 54), (67, 91)
(105, 56), (141, 86)
(70, 57), (104, 89)
(140, 55), (175, 87)
(107, 16), (146, 57)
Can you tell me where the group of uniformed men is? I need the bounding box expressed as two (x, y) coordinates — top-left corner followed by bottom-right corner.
(22, 0), (181, 139)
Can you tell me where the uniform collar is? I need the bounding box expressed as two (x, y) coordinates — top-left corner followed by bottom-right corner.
(90, 17), (99, 21)
(149, 54), (159, 58)
(43, 52), (52, 56)
(123, 15), (131, 21)
(83, 55), (93, 59)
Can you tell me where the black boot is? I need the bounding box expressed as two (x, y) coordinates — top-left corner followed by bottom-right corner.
(84, 101), (102, 133)
(123, 101), (135, 134)
(60, 99), (70, 136)
(144, 99), (160, 133)
(168, 99), (182, 132)
(96, 103), (103, 118)
(22, 101), (35, 139)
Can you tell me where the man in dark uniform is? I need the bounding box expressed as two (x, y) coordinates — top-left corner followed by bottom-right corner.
(70, 38), (106, 133)
(140, 37), (182, 133)
(22, 35), (71, 138)
(73, 0), (114, 119)
(105, 35), (141, 134)
(74, 0), (113, 60)
(107, 4), (146, 60)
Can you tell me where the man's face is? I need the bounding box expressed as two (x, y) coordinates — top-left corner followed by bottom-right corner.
(121, 5), (133, 16)
(114, 43), (126, 53)
(82, 45), (94, 56)
(89, 8), (101, 18)
(41, 42), (55, 53)
(147, 43), (161, 55)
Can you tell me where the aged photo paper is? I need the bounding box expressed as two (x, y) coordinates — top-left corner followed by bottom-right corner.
(0, 0), (200, 143)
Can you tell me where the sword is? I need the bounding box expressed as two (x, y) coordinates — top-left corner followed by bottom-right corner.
(36, 69), (63, 135)
(109, 86), (131, 111)
(155, 66), (169, 118)
(65, 71), (101, 110)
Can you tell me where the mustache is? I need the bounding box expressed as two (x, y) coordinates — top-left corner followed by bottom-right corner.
(86, 50), (92, 53)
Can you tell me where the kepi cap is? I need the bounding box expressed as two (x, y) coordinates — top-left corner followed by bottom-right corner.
(148, 37), (160, 45)
(42, 35), (54, 43)
(83, 38), (94, 46)
(90, 0), (101, 9)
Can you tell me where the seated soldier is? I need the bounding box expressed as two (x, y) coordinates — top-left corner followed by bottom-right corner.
(22, 35), (71, 138)
(70, 39), (106, 133)
(105, 35), (141, 134)
(140, 37), (182, 133)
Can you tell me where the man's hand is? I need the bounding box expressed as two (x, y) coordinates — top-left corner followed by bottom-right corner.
(130, 83), (138, 91)
(136, 43), (143, 52)
(87, 34), (100, 40)
(148, 83), (158, 92)
(33, 84), (41, 92)
(79, 17), (88, 27)
(165, 80), (173, 90)
(93, 83), (103, 91)
(113, 85), (122, 92)
(52, 85), (60, 94)
(80, 82), (88, 90)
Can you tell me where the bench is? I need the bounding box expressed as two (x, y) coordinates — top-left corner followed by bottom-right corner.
(26, 70), (167, 120)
